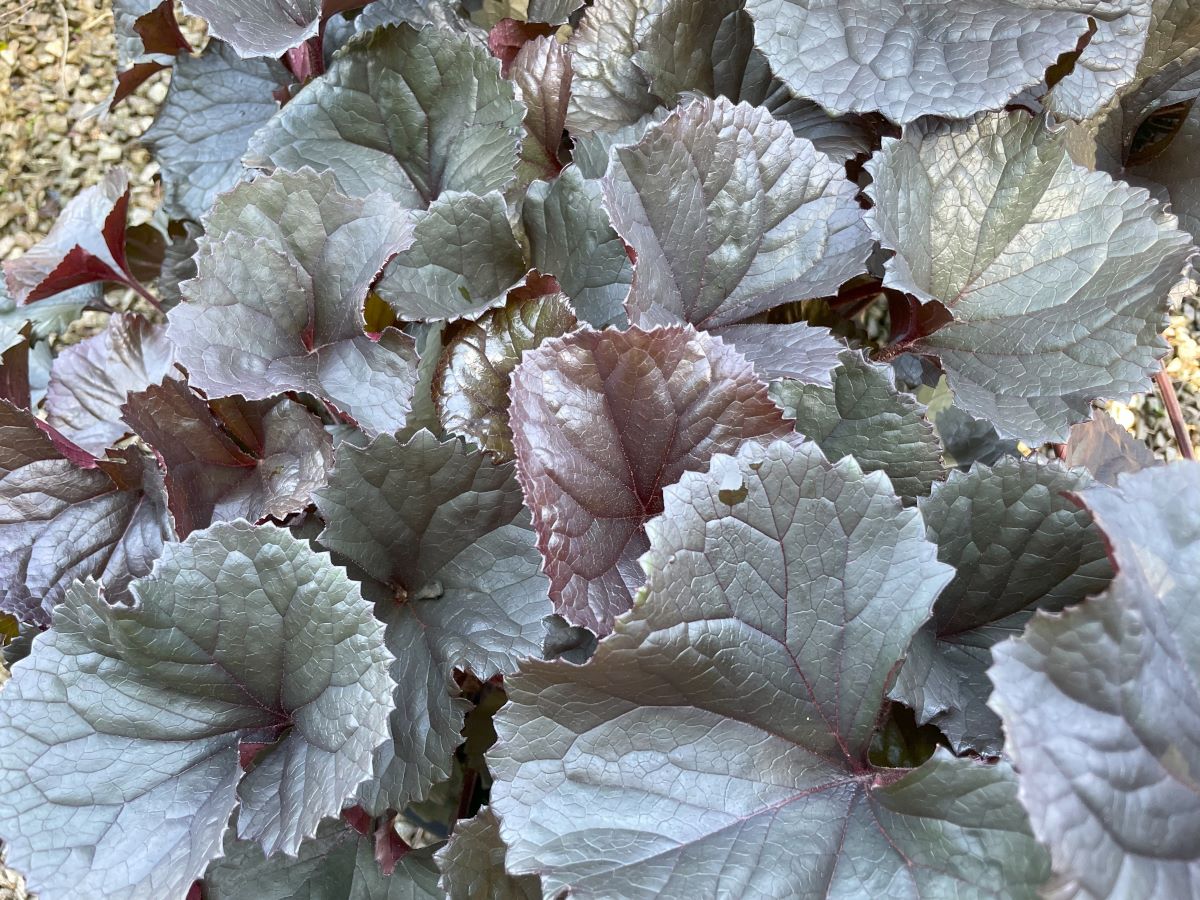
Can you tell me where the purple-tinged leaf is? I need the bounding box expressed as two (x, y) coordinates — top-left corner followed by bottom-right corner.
(0, 400), (172, 626)
(865, 110), (1195, 444)
(490, 440), (1049, 896)
(2, 170), (149, 305)
(510, 35), (571, 179)
(122, 378), (332, 538)
(991, 462), (1200, 899)
(314, 430), (551, 814)
(1065, 409), (1160, 485)
(893, 459), (1113, 755)
(604, 97), (872, 330)
(488, 18), (554, 77)
(0, 323), (31, 409)
(142, 40), (290, 223)
(245, 24), (524, 206)
(435, 275), (577, 460)
(45, 313), (176, 457)
(0, 521), (394, 899)
(168, 169), (421, 437)
(204, 820), (442, 899)
(509, 324), (797, 634)
(110, 0), (191, 109)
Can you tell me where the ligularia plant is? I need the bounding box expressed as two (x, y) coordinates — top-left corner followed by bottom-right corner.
(1, 0), (1198, 897)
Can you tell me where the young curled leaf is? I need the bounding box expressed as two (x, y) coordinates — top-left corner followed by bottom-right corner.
(435, 276), (578, 459)
(2, 170), (146, 305)
(122, 378), (333, 538)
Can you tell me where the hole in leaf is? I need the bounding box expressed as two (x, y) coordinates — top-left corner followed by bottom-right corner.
(718, 485), (749, 505)
(1128, 100), (1195, 166)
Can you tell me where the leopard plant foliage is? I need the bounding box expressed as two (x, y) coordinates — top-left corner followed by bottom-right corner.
(0, 0), (1198, 897)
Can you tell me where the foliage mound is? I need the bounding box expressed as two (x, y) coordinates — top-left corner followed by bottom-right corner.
(1, 1), (1198, 897)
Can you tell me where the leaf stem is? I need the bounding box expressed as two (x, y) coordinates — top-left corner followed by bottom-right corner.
(121, 274), (165, 314)
(1153, 367), (1195, 460)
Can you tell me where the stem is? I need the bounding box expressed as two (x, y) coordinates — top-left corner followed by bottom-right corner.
(456, 767), (479, 821)
(121, 274), (165, 314)
(1154, 367), (1195, 460)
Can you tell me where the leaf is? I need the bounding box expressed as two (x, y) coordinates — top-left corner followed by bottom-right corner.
(1065, 408), (1159, 484)
(488, 19), (554, 78)
(435, 278), (577, 459)
(509, 323), (798, 634)
(489, 439), (1050, 897)
(142, 40), (290, 223)
(521, 166), (632, 328)
(167, 169), (421, 437)
(0, 401), (172, 627)
(480, 0), (581, 26)
(397, 322), (450, 443)
(564, 0), (659, 134)
(435, 809), (540, 900)
(892, 459), (1113, 755)
(744, 0), (1098, 123)
(44, 313), (176, 457)
(110, 0), (191, 108)
(712, 322), (843, 384)
(2, 170), (146, 304)
(1047, 1), (1153, 120)
(865, 111), (1194, 444)
(772, 350), (944, 499)
(122, 379), (333, 538)
(510, 35), (571, 179)
(205, 821), (442, 900)
(160, 220), (201, 308)
(0, 280), (100, 341)
(990, 462), (1200, 899)
(245, 24), (524, 206)
(0, 521), (394, 899)
(375, 191), (528, 322)
(569, 108), (670, 180)
(604, 97), (872, 329)
(180, 0), (344, 58)
(919, 376), (1020, 471)
(0, 322), (30, 409)
(313, 431), (551, 813)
